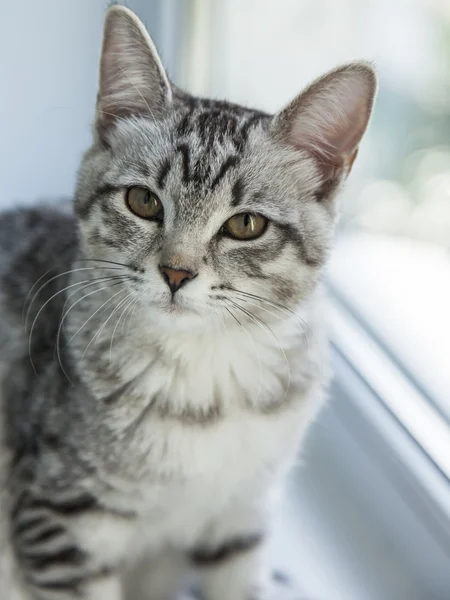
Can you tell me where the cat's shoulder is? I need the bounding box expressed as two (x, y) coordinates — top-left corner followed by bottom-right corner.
(0, 200), (74, 250)
(0, 201), (78, 316)
(0, 201), (76, 268)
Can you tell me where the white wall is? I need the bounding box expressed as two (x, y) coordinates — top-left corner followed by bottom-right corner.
(0, 0), (176, 208)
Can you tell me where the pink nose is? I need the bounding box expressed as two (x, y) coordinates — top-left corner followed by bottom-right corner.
(159, 265), (196, 295)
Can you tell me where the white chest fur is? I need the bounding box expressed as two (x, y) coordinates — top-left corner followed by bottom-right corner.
(75, 309), (328, 573)
(122, 312), (321, 418)
(99, 315), (325, 545)
(103, 403), (317, 555)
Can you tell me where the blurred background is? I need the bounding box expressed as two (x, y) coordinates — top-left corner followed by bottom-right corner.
(1, 1), (450, 599)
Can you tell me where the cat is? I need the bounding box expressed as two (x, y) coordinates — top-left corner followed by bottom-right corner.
(0, 5), (376, 600)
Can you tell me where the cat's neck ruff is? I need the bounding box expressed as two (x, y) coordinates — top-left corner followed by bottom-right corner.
(77, 298), (315, 423)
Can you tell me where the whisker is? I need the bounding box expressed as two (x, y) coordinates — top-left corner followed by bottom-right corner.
(53, 276), (130, 365)
(74, 257), (138, 270)
(223, 304), (264, 406)
(124, 295), (141, 337)
(231, 289), (326, 384)
(109, 293), (135, 363)
(61, 285), (129, 353)
(227, 287), (313, 337)
(60, 275), (129, 316)
(56, 279), (129, 381)
(235, 295), (304, 334)
(27, 276), (118, 374)
(215, 305), (229, 339)
(123, 297), (139, 332)
(225, 298), (279, 344)
(22, 267), (55, 325)
(225, 298), (292, 403)
(24, 266), (124, 332)
(81, 291), (134, 359)
(236, 296), (281, 320)
(228, 288), (313, 361)
(224, 306), (242, 327)
(236, 292), (313, 366)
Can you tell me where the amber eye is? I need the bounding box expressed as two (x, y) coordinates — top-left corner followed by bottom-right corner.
(126, 187), (163, 220)
(222, 213), (267, 240)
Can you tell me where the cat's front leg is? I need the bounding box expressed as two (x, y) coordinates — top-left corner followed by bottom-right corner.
(9, 574), (122, 600)
(192, 539), (268, 600)
(191, 503), (271, 600)
(9, 490), (130, 600)
(123, 547), (188, 600)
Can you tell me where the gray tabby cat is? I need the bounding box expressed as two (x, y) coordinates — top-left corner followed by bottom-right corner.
(0, 5), (376, 600)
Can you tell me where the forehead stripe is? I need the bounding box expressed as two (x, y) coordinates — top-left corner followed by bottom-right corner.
(210, 155), (240, 190)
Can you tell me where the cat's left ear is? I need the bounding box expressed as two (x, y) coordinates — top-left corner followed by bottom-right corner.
(96, 6), (172, 134)
(271, 62), (376, 184)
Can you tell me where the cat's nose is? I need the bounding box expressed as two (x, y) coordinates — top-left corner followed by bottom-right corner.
(159, 265), (196, 295)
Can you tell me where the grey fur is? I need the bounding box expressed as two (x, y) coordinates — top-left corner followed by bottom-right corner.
(0, 6), (376, 600)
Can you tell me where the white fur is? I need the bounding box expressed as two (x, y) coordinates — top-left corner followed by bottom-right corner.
(70, 295), (328, 600)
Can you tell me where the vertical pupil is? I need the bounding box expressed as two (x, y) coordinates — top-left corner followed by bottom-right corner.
(243, 214), (251, 227)
(143, 192), (150, 205)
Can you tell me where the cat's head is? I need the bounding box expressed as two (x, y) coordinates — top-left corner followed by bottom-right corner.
(75, 6), (376, 329)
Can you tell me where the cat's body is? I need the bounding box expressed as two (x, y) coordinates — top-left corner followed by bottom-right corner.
(0, 6), (376, 600)
(0, 204), (324, 600)
(0, 203), (324, 600)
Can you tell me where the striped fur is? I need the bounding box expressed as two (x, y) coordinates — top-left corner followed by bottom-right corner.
(0, 5), (376, 599)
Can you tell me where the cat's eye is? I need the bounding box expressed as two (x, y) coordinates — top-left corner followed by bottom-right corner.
(221, 213), (268, 240)
(126, 187), (163, 220)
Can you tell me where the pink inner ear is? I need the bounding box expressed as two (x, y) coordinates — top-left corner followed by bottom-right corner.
(283, 66), (376, 179)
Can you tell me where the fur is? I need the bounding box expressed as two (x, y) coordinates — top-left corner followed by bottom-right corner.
(0, 6), (376, 600)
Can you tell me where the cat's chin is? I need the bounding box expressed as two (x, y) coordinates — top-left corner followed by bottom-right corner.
(146, 298), (207, 329)
(162, 302), (194, 316)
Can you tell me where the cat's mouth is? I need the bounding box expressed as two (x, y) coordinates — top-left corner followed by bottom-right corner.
(160, 294), (198, 316)
(164, 302), (185, 315)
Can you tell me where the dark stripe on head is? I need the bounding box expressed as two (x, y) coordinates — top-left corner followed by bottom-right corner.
(198, 111), (218, 151)
(157, 158), (172, 190)
(176, 143), (190, 183)
(239, 113), (267, 141)
(231, 178), (245, 206)
(183, 95), (198, 110)
(190, 533), (263, 567)
(136, 162), (151, 178)
(176, 111), (194, 136)
(211, 155), (239, 190)
(224, 114), (238, 138)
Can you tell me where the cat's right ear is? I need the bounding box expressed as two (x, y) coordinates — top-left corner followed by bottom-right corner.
(96, 6), (172, 137)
